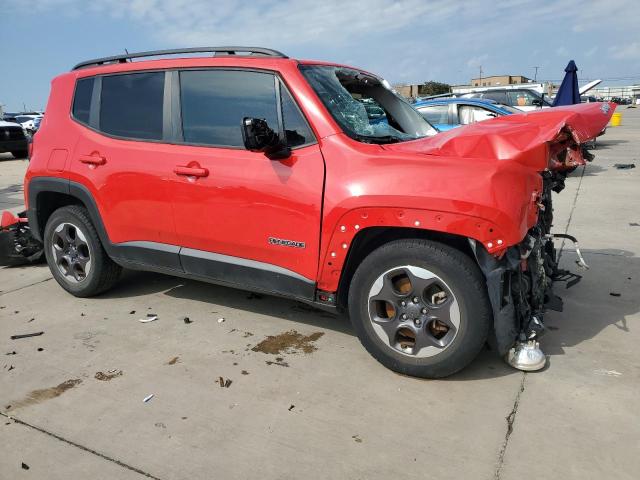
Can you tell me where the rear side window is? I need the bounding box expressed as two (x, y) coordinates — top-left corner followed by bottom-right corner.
(280, 83), (315, 147)
(100, 72), (164, 140)
(72, 77), (94, 125)
(179, 70), (278, 147)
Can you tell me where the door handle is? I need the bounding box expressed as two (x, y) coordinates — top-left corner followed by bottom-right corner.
(174, 165), (209, 178)
(79, 154), (106, 166)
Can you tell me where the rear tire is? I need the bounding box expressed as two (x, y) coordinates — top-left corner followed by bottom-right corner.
(348, 238), (491, 378)
(44, 205), (121, 297)
(11, 150), (28, 159)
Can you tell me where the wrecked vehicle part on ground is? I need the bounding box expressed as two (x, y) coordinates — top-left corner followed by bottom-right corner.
(3, 48), (616, 378)
(0, 211), (43, 266)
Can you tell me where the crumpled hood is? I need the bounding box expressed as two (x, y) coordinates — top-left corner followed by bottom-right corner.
(383, 102), (616, 169)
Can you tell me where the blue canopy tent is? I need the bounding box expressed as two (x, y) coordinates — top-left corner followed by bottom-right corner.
(553, 60), (581, 106)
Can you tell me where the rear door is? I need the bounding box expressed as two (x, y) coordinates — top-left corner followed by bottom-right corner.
(169, 69), (325, 298)
(70, 72), (182, 270)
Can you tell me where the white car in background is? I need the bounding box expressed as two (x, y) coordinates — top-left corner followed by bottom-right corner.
(14, 114), (42, 134)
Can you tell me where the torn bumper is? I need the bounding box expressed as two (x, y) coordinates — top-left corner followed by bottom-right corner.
(0, 210), (43, 266)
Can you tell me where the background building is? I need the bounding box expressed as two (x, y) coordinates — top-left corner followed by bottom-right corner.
(470, 75), (533, 87)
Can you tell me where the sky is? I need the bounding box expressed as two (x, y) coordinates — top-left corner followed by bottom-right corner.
(1, 0), (639, 111)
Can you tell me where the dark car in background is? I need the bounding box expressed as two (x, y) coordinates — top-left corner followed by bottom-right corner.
(462, 88), (552, 111)
(0, 120), (29, 158)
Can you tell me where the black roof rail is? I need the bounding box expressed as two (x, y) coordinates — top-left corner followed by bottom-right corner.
(72, 46), (288, 70)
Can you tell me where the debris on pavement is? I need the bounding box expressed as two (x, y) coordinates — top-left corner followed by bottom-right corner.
(352, 435), (363, 443)
(218, 376), (232, 388)
(28, 318), (34, 322)
(252, 330), (324, 355)
(241, 370), (249, 375)
(94, 370), (123, 381)
(183, 316), (193, 324)
(139, 314), (158, 323)
(10, 331), (44, 340)
(613, 163), (635, 169)
(143, 394), (154, 403)
(37, 348), (43, 352)
(265, 359), (290, 367)
(6, 365), (15, 371)
(21, 462), (29, 470)
(609, 292), (622, 297)
(593, 369), (622, 377)
(288, 404), (295, 411)
(629, 222), (639, 227)
(217, 317), (225, 323)
(166, 356), (180, 365)
(5, 351), (17, 355)
(129, 310), (136, 315)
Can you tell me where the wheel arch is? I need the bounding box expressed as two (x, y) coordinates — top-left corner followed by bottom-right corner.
(318, 206), (510, 303)
(334, 226), (475, 310)
(27, 177), (111, 251)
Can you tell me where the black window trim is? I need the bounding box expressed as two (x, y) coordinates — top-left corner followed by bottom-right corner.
(69, 67), (317, 151)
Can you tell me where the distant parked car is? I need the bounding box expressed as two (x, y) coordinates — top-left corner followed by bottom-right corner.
(0, 120), (29, 158)
(462, 88), (552, 112)
(32, 116), (43, 132)
(413, 98), (519, 131)
(15, 115), (42, 134)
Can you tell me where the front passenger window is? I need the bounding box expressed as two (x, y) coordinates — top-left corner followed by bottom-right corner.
(180, 70), (278, 147)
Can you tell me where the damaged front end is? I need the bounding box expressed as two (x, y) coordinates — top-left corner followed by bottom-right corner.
(0, 211), (43, 266)
(470, 122), (603, 371)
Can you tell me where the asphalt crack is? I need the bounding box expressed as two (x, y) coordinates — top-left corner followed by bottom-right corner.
(1, 411), (164, 480)
(494, 373), (527, 480)
(0, 277), (53, 296)
(556, 164), (585, 263)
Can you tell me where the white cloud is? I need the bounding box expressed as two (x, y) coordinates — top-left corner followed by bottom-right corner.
(556, 46), (569, 57)
(609, 42), (640, 60)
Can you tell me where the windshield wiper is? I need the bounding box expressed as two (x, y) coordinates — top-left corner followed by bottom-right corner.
(354, 134), (403, 144)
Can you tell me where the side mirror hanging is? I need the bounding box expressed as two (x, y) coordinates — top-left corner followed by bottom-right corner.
(241, 117), (291, 160)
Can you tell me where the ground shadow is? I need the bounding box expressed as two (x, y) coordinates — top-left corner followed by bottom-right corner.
(89, 247), (639, 381)
(542, 248), (639, 356)
(592, 139), (629, 149)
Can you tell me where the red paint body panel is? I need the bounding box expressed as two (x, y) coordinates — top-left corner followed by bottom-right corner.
(23, 54), (616, 295)
(169, 143), (324, 280)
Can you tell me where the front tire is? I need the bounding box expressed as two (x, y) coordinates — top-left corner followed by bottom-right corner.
(12, 150), (28, 159)
(44, 205), (121, 297)
(348, 239), (491, 378)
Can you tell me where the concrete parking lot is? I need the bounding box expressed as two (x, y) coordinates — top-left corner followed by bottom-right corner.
(1, 108), (638, 480)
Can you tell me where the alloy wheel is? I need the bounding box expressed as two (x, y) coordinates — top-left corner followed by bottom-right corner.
(367, 265), (460, 358)
(51, 222), (92, 283)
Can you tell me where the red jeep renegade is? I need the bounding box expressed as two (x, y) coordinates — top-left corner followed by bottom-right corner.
(11, 47), (613, 377)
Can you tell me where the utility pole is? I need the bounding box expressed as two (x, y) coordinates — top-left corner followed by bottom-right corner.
(479, 66), (483, 86)
(533, 66), (539, 82)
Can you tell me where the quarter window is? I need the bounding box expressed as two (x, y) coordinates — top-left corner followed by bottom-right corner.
(180, 70), (278, 147)
(280, 83), (315, 147)
(72, 77), (94, 125)
(100, 72), (164, 140)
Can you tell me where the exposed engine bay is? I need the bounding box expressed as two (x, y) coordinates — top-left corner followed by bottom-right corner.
(471, 134), (594, 370)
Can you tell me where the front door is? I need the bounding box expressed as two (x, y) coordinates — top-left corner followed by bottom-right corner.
(169, 69), (324, 298)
